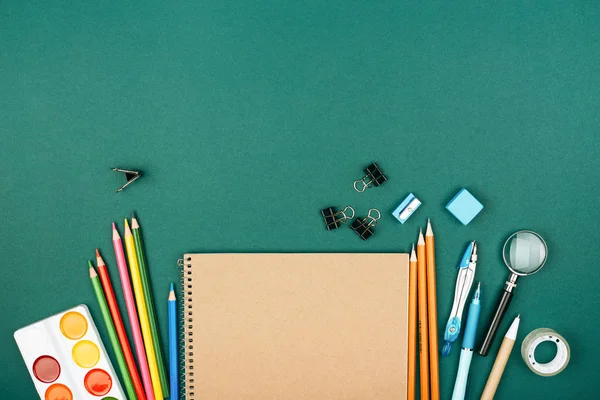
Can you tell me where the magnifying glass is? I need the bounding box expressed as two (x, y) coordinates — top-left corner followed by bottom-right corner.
(478, 230), (548, 356)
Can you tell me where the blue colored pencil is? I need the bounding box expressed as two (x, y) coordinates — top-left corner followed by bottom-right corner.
(168, 283), (179, 400)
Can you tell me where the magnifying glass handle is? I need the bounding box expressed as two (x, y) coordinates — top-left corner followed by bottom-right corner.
(478, 289), (514, 356)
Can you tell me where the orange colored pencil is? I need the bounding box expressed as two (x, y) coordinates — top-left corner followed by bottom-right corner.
(408, 245), (418, 400)
(417, 229), (430, 400)
(96, 250), (147, 400)
(426, 220), (440, 400)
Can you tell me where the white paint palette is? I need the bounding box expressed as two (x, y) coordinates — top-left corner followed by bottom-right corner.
(14, 304), (126, 400)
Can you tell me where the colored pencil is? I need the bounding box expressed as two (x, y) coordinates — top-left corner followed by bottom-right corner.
(113, 223), (156, 400)
(417, 229), (430, 400)
(132, 214), (169, 394)
(88, 261), (137, 400)
(408, 245), (418, 400)
(426, 219), (440, 400)
(168, 283), (179, 400)
(124, 219), (164, 399)
(96, 250), (147, 400)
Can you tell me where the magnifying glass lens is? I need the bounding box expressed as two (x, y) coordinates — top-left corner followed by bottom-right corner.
(504, 231), (547, 274)
(480, 230), (548, 356)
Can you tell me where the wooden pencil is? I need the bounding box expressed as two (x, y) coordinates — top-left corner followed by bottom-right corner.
(408, 245), (418, 400)
(88, 261), (137, 400)
(112, 223), (156, 400)
(124, 219), (164, 399)
(417, 228), (430, 400)
(131, 214), (169, 394)
(168, 283), (179, 400)
(96, 250), (147, 400)
(481, 315), (520, 400)
(426, 219), (440, 400)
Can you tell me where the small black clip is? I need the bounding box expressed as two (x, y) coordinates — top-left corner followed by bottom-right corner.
(321, 206), (355, 231)
(350, 208), (381, 240)
(353, 162), (387, 192)
(112, 167), (142, 192)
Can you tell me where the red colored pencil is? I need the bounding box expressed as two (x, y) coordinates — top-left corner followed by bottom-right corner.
(96, 249), (147, 400)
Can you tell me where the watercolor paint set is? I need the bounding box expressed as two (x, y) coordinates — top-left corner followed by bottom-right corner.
(14, 304), (125, 400)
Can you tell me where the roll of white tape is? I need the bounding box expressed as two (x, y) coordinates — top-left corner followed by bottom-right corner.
(521, 328), (570, 377)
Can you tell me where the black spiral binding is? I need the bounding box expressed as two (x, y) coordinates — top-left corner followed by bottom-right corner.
(178, 257), (194, 400)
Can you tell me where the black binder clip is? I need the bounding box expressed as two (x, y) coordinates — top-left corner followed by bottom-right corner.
(353, 162), (387, 192)
(321, 206), (355, 231)
(112, 167), (142, 192)
(350, 208), (381, 240)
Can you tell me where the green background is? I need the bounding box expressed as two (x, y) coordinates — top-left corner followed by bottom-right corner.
(1, 1), (599, 399)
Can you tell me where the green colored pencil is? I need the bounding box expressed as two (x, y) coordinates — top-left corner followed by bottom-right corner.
(131, 215), (169, 394)
(89, 261), (137, 400)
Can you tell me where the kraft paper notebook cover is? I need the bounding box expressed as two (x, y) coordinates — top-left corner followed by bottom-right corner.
(180, 253), (409, 400)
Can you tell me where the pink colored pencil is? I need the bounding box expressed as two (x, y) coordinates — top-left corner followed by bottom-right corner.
(112, 222), (156, 400)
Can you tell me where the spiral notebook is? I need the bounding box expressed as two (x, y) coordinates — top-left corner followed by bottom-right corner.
(180, 253), (409, 400)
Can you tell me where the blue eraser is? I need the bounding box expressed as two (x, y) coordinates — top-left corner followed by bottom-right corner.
(392, 193), (422, 224)
(446, 188), (483, 225)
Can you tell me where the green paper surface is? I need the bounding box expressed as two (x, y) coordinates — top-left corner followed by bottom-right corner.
(1, 1), (599, 399)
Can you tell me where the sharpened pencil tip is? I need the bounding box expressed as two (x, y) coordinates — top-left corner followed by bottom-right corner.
(88, 261), (97, 277)
(112, 223), (121, 240)
(124, 219), (131, 235)
(95, 250), (104, 266)
(410, 245), (417, 261)
(426, 219), (433, 236)
(170, 282), (174, 291)
(418, 228), (425, 245)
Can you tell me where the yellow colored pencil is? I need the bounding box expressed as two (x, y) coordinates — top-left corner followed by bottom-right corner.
(426, 219), (440, 400)
(124, 219), (163, 399)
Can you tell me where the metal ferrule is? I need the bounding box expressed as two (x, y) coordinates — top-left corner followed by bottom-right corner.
(504, 273), (518, 292)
